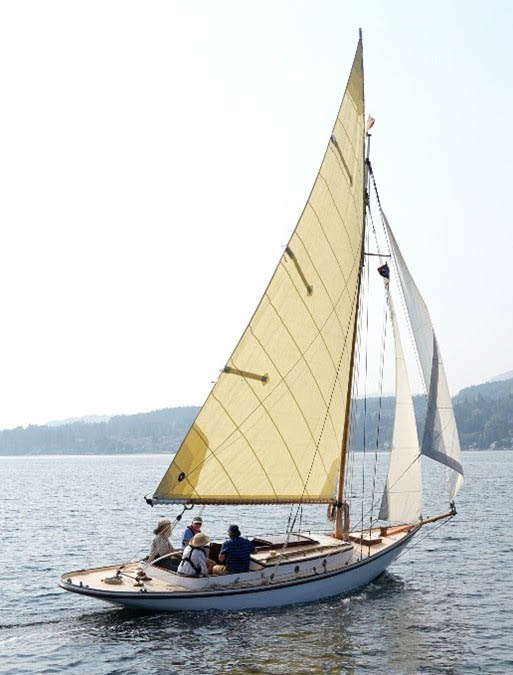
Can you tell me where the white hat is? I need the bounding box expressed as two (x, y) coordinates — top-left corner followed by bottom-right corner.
(191, 532), (210, 548)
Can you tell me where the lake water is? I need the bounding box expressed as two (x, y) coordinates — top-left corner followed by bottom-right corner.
(1, 451), (512, 674)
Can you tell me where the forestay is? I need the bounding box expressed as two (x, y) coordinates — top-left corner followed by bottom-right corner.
(152, 41), (366, 505)
(385, 217), (464, 500)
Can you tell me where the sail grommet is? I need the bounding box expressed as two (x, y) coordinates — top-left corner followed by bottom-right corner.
(177, 472), (186, 482)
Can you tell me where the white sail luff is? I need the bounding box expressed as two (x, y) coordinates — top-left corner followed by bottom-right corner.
(384, 217), (463, 500)
(379, 293), (422, 522)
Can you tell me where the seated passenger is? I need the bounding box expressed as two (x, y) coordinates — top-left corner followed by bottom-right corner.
(214, 524), (255, 575)
(182, 516), (203, 547)
(149, 519), (174, 562)
(177, 533), (210, 577)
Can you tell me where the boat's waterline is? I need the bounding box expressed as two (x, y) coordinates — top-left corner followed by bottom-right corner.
(58, 528), (418, 611)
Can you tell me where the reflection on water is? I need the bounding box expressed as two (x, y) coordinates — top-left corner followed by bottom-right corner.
(1, 452), (512, 673)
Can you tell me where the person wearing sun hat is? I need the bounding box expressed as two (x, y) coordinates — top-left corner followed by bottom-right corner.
(177, 532), (211, 577)
(148, 518), (174, 562)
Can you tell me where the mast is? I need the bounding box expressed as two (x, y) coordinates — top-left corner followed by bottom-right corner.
(334, 102), (371, 540)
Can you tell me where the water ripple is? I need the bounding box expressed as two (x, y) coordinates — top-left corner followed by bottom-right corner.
(1, 451), (512, 673)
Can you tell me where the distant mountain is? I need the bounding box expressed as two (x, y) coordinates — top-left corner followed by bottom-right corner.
(0, 407), (198, 456)
(454, 377), (513, 403)
(489, 370), (513, 383)
(3, 377), (513, 455)
(452, 377), (513, 449)
(47, 415), (111, 427)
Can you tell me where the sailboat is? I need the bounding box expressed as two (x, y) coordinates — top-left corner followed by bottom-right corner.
(59, 34), (463, 611)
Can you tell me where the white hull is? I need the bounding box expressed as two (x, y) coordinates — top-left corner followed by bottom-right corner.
(59, 528), (417, 611)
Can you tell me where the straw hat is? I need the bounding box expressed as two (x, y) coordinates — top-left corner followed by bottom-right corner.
(191, 532), (210, 548)
(154, 519), (171, 535)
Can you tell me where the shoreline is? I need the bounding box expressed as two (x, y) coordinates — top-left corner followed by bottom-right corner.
(1, 447), (510, 458)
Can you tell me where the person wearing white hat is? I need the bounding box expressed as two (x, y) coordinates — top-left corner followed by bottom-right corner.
(148, 519), (174, 562)
(177, 532), (211, 577)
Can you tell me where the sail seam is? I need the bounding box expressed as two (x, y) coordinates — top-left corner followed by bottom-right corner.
(177, 433), (244, 501)
(173, 250), (362, 497)
(169, 203), (363, 498)
(248, 324), (331, 482)
(278, 262), (351, 416)
(317, 172), (358, 259)
(329, 136), (353, 186)
(291, 271), (361, 509)
(227, 346), (312, 492)
(151, 41), (366, 505)
(304, 203), (350, 294)
(210, 390), (279, 498)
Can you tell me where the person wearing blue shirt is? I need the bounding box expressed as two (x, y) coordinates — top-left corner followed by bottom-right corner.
(182, 516), (202, 548)
(216, 524), (255, 574)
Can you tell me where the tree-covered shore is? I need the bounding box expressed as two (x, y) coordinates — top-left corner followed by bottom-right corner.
(1, 378), (513, 455)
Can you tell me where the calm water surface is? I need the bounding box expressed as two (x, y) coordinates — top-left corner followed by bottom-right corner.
(1, 451), (512, 674)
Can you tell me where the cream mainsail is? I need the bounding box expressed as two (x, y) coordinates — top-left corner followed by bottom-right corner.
(153, 41), (365, 505)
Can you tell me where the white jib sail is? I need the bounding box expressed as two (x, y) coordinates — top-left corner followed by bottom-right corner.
(385, 217), (463, 500)
(379, 293), (422, 522)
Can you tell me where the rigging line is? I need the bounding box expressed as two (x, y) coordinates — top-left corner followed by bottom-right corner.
(395, 515), (454, 561)
(166, 252), (360, 496)
(346, 235), (367, 519)
(360, 223), (371, 539)
(190, 240), (363, 482)
(381, 453), (422, 500)
(286, 505), (293, 532)
(288, 265), (362, 534)
(161, 164), (364, 497)
(368, 282), (390, 541)
(368, 163), (427, 407)
(365, 205), (390, 536)
(211, 390), (277, 498)
(346, 338), (360, 516)
(348, 454), (423, 531)
(279, 253), (356, 404)
(345, 203), (369, 518)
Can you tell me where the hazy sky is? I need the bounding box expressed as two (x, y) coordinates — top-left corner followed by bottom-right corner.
(0, 1), (511, 430)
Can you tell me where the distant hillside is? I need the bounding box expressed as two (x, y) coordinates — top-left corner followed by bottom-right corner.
(47, 415), (111, 427)
(455, 377), (513, 403)
(453, 377), (513, 449)
(489, 370), (513, 383)
(0, 407), (198, 456)
(2, 377), (513, 455)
